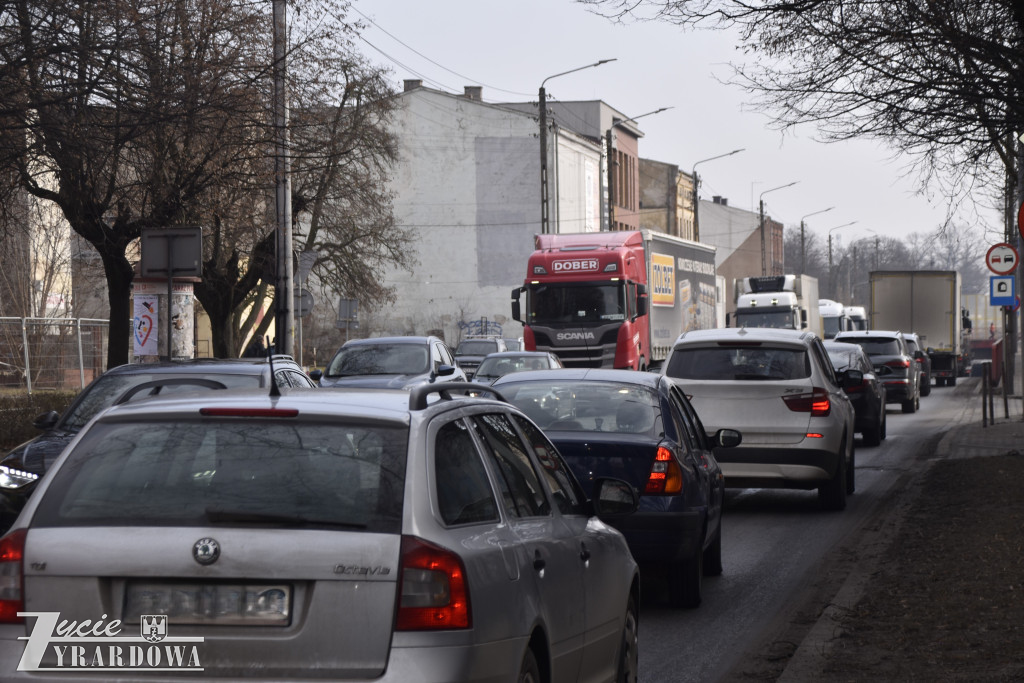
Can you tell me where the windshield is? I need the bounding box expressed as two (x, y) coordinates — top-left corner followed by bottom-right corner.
(529, 283), (625, 325)
(734, 309), (795, 329)
(326, 343), (429, 377)
(60, 372), (261, 432)
(33, 419), (408, 533)
(476, 355), (550, 377)
(665, 346), (811, 380)
(456, 340), (498, 356)
(823, 316), (842, 338)
(498, 380), (660, 436)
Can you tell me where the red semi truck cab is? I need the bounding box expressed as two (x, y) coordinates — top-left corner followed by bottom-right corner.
(510, 231), (651, 370)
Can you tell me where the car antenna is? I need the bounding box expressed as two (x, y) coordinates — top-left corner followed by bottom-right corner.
(266, 335), (281, 397)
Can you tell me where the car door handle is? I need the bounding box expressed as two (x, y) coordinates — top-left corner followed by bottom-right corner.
(579, 543), (591, 562)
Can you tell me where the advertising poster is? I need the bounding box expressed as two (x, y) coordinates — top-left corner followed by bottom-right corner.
(133, 297), (159, 357)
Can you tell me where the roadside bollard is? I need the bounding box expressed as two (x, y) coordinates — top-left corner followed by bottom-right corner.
(981, 360), (992, 427)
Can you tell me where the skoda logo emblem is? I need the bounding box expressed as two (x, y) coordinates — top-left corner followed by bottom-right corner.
(193, 537), (220, 566)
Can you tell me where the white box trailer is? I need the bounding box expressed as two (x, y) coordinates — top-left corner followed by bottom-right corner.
(869, 270), (964, 384)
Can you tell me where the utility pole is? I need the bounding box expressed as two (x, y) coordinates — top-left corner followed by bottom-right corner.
(273, 0), (293, 356)
(607, 129), (615, 231)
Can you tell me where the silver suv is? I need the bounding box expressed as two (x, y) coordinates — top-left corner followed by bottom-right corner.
(663, 327), (859, 510)
(0, 382), (641, 681)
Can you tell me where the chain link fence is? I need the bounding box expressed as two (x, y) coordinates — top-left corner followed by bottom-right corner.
(0, 318), (110, 392)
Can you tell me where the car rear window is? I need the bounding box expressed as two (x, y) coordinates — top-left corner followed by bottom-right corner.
(456, 341), (498, 356)
(839, 337), (901, 355)
(665, 346), (811, 380)
(32, 419), (408, 533)
(498, 381), (660, 436)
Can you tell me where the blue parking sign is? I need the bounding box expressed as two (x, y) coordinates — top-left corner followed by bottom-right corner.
(990, 276), (1016, 306)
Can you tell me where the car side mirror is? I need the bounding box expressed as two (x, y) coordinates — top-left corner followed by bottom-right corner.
(510, 287), (522, 322)
(913, 350), (924, 360)
(713, 428), (742, 449)
(635, 284), (649, 320)
(432, 364), (457, 382)
(33, 410), (60, 431)
(843, 369), (864, 391)
(592, 478), (639, 517)
(308, 368), (322, 382)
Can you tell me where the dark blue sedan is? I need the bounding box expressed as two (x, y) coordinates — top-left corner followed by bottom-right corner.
(493, 369), (741, 608)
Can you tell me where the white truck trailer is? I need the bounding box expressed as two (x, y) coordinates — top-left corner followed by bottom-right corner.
(869, 270), (964, 385)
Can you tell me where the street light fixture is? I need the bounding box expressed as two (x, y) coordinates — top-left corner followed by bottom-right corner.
(799, 206), (835, 274)
(539, 59), (617, 234)
(692, 148), (745, 242)
(759, 181), (799, 275)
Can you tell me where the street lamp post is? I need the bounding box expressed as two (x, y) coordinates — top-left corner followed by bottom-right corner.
(539, 59), (616, 235)
(759, 181), (799, 275)
(692, 149), (744, 242)
(827, 221), (858, 298)
(799, 206), (835, 274)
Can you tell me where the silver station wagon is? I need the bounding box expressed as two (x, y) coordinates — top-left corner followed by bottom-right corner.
(0, 381), (640, 682)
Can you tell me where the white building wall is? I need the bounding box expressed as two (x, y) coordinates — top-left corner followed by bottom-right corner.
(374, 88), (601, 343)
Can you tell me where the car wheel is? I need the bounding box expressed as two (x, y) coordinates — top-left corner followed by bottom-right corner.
(846, 442), (856, 495)
(702, 525), (723, 577)
(615, 596), (639, 683)
(920, 376), (931, 396)
(950, 376), (957, 386)
(902, 398), (916, 414)
(819, 447), (848, 511)
(915, 391), (920, 411)
(668, 551), (703, 608)
(880, 408), (887, 440)
(518, 647), (541, 683)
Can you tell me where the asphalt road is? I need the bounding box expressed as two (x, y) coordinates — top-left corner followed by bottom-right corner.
(636, 381), (972, 682)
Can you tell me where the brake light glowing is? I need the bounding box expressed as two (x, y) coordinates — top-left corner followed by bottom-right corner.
(806, 433), (824, 439)
(886, 360), (911, 369)
(199, 408), (299, 418)
(782, 388), (831, 416)
(0, 529), (26, 624)
(396, 536), (470, 630)
(644, 446), (683, 495)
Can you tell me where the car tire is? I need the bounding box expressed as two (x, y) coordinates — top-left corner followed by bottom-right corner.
(863, 415), (882, 447)
(880, 408), (887, 440)
(921, 376), (931, 396)
(518, 647), (541, 683)
(615, 596), (639, 683)
(950, 376), (957, 386)
(819, 447), (848, 511)
(668, 551), (703, 608)
(902, 398), (916, 413)
(846, 442), (856, 495)
(915, 391), (921, 411)
(702, 525), (723, 577)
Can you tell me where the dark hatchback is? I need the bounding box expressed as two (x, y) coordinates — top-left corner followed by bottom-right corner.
(0, 356), (315, 533)
(493, 368), (741, 608)
(824, 340), (887, 447)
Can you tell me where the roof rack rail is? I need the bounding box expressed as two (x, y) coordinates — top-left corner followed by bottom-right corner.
(408, 382), (507, 411)
(113, 378), (228, 406)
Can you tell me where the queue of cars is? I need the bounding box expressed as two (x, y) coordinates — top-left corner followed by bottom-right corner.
(0, 323), (935, 680)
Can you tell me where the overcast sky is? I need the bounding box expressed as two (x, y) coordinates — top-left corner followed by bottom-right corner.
(349, 0), (1000, 249)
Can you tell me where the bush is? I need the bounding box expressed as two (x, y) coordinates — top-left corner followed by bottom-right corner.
(0, 390), (79, 452)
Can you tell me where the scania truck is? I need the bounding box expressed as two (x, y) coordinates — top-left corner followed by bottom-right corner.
(511, 230), (718, 370)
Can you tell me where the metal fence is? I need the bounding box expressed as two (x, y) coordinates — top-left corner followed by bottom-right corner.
(0, 318), (110, 392)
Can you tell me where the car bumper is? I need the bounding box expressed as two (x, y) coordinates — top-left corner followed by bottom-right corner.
(608, 508), (706, 564)
(0, 628), (528, 682)
(881, 380), (913, 403)
(714, 444), (842, 489)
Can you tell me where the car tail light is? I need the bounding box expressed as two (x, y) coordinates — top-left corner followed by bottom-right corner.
(782, 388), (831, 416)
(644, 446), (683, 495)
(0, 529), (26, 624)
(199, 408), (299, 418)
(396, 536), (470, 631)
(914, 357), (924, 364)
(886, 359), (911, 369)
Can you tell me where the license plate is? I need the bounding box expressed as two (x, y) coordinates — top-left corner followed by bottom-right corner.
(124, 582), (291, 626)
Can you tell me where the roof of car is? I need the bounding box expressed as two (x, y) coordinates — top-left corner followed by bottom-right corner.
(342, 336), (438, 346)
(105, 357), (296, 375)
(492, 368), (664, 388)
(672, 327), (816, 345)
(480, 351), (555, 359)
(835, 330), (902, 338)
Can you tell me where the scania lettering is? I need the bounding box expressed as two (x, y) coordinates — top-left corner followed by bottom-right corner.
(512, 230), (718, 370)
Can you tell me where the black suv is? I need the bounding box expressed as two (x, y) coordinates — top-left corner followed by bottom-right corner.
(0, 356), (314, 532)
(453, 337), (508, 379)
(834, 330), (921, 414)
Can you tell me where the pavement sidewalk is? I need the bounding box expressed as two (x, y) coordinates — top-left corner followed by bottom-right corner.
(775, 364), (1024, 682)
